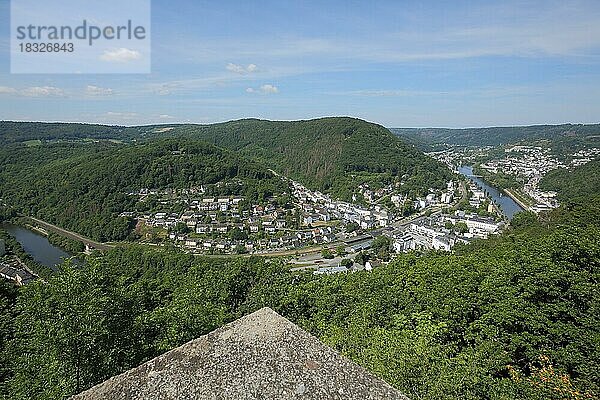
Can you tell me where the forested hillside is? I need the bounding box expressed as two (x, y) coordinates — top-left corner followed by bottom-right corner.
(392, 124), (600, 148)
(0, 139), (286, 241)
(0, 194), (598, 399)
(0, 119), (453, 201)
(540, 159), (600, 202)
(0, 122), (124, 145)
(171, 118), (452, 199)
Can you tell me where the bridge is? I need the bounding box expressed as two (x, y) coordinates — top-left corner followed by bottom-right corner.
(26, 217), (114, 251)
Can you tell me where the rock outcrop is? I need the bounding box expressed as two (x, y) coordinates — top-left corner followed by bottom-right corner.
(74, 307), (408, 399)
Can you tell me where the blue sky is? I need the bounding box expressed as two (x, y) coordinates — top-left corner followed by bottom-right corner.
(1, 0), (600, 127)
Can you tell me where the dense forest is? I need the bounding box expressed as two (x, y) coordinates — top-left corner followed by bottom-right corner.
(0, 193), (598, 399)
(3, 120), (598, 163)
(540, 159), (600, 202)
(0, 122), (160, 145)
(0, 119), (454, 201)
(164, 118), (453, 199)
(0, 139), (287, 241)
(0, 122), (123, 145)
(391, 124), (600, 149)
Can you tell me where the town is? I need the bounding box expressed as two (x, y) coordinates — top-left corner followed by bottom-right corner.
(428, 144), (600, 214)
(0, 239), (36, 286)
(123, 169), (505, 271)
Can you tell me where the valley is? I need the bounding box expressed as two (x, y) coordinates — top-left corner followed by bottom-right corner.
(0, 119), (598, 400)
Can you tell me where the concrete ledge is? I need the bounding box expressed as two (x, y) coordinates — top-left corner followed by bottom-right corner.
(73, 307), (408, 400)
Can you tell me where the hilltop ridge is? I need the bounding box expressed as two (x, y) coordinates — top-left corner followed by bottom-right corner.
(0, 117), (453, 201)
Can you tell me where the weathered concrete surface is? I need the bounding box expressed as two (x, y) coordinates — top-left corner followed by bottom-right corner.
(73, 307), (408, 400)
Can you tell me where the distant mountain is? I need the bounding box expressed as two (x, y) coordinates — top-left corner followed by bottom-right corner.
(0, 121), (124, 144)
(391, 124), (600, 149)
(0, 118), (453, 200)
(169, 117), (453, 199)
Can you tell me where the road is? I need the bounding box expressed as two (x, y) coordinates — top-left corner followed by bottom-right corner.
(26, 217), (114, 251)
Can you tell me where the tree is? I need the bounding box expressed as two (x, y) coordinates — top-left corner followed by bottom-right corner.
(234, 244), (248, 254)
(402, 200), (415, 216)
(455, 222), (469, 234)
(7, 263), (145, 399)
(173, 222), (190, 234)
(371, 236), (392, 258)
(335, 246), (347, 257)
(346, 222), (359, 233)
(229, 227), (248, 241)
(321, 249), (334, 259)
(340, 258), (353, 268)
(0, 281), (18, 392)
(354, 251), (368, 266)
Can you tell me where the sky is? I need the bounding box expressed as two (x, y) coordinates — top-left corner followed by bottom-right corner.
(1, 0), (600, 127)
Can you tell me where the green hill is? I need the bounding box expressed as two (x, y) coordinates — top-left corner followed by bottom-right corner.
(539, 159), (600, 203)
(171, 117), (453, 199)
(391, 124), (600, 149)
(1, 118), (454, 200)
(0, 121), (124, 144)
(0, 139), (286, 241)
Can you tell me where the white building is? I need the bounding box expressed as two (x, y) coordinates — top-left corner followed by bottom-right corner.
(432, 236), (452, 251)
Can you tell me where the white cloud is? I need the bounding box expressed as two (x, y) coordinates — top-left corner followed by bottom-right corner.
(158, 114), (175, 119)
(260, 84), (278, 94)
(0, 86), (64, 97)
(146, 72), (262, 96)
(85, 85), (114, 96)
(100, 48), (142, 63)
(154, 84), (174, 96)
(21, 86), (65, 97)
(158, 2), (600, 67)
(226, 63), (258, 74)
(106, 111), (139, 119)
(334, 89), (480, 97)
(334, 85), (545, 99)
(246, 84), (279, 94)
(0, 85), (118, 98)
(0, 86), (18, 95)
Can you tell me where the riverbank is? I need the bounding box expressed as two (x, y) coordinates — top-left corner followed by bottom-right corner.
(0, 223), (79, 276)
(25, 217), (114, 251)
(46, 231), (86, 254)
(503, 188), (532, 211)
(458, 166), (525, 219)
(14, 218), (86, 255)
(25, 223), (48, 236)
(0, 227), (54, 280)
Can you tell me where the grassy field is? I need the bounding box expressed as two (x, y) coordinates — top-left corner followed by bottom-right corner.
(22, 139), (42, 147)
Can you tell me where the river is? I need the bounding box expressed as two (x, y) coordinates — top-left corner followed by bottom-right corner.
(0, 223), (76, 271)
(458, 166), (524, 219)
